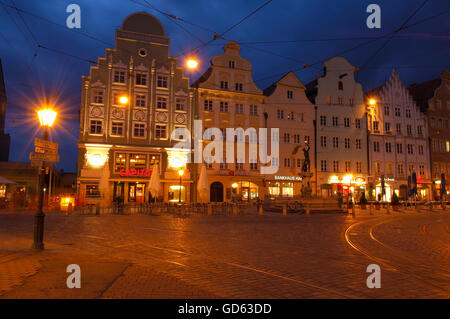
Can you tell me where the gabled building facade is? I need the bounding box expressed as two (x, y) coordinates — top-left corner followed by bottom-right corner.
(367, 69), (431, 201)
(193, 41), (265, 202)
(409, 70), (450, 199)
(263, 72), (316, 197)
(77, 12), (193, 205)
(306, 56), (369, 199)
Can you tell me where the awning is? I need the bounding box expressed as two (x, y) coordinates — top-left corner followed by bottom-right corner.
(0, 176), (17, 184)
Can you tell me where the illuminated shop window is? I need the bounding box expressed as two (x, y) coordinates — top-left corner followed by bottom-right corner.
(114, 153), (126, 173)
(129, 154), (146, 170)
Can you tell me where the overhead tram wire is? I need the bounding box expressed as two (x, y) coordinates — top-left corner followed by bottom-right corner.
(251, 7), (450, 86)
(359, 0), (430, 71)
(175, 0), (274, 58)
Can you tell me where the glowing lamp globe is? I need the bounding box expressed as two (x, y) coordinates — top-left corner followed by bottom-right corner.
(37, 109), (57, 127)
(119, 96), (129, 104)
(186, 58), (198, 70)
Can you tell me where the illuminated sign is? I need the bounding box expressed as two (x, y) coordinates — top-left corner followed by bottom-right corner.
(378, 177), (395, 182)
(274, 176), (303, 181)
(119, 169), (152, 177)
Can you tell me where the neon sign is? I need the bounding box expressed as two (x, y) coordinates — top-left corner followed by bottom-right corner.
(119, 169), (152, 177)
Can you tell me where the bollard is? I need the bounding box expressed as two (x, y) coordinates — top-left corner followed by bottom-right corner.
(369, 204), (373, 215)
(95, 203), (100, 215)
(259, 204), (263, 216)
(283, 204), (287, 216)
(306, 203), (310, 215)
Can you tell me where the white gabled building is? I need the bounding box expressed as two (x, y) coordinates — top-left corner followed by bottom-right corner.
(263, 72), (316, 197)
(306, 56), (369, 199)
(366, 69), (431, 201)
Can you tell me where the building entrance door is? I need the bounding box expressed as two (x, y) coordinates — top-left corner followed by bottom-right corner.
(210, 182), (223, 202)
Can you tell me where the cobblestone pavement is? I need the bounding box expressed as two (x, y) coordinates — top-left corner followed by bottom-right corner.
(0, 207), (449, 298)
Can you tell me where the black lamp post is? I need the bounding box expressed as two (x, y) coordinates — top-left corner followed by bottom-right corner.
(178, 169), (184, 203)
(32, 108), (56, 250)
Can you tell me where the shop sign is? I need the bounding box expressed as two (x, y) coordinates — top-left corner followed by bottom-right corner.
(378, 177), (394, 182)
(119, 169), (152, 177)
(274, 176), (303, 181)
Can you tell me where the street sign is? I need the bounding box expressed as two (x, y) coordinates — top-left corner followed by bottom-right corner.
(30, 152), (59, 163)
(35, 145), (57, 154)
(35, 138), (58, 152)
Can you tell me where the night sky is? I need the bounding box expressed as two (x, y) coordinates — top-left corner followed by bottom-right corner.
(0, 0), (449, 172)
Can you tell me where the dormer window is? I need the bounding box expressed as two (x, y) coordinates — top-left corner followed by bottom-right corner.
(220, 81), (228, 89)
(235, 83), (243, 91)
(229, 61), (235, 68)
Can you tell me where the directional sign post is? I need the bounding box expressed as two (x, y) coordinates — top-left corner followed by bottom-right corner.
(31, 138), (59, 163)
(30, 152), (59, 163)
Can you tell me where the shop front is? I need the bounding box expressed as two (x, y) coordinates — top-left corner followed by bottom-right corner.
(265, 175), (303, 198)
(326, 175), (367, 201)
(375, 177), (395, 202)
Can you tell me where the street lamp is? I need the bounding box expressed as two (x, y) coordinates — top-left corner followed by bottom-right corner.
(33, 108), (57, 250)
(178, 169), (184, 203)
(119, 95), (128, 105)
(186, 57), (199, 70)
(369, 98), (376, 106)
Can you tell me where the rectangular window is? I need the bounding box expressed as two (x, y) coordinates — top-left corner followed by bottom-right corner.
(249, 105), (258, 116)
(407, 144), (414, 154)
(373, 121), (379, 132)
(156, 96), (167, 109)
(250, 163), (258, 171)
(288, 111), (295, 120)
(333, 137), (339, 148)
(332, 117), (338, 126)
(384, 106), (390, 116)
(345, 161), (351, 173)
(344, 118), (350, 127)
(236, 104), (244, 114)
(277, 109), (284, 119)
(385, 142), (392, 153)
(113, 92), (126, 105)
(397, 143), (403, 154)
(297, 158), (302, 168)
(407, 125), (412, 136)
(320, 160), (327, 172)
(349, 98), (354, 105)
(155, 125), (167, 139)
(157, 75), (168, 88)
(92, 90), (104, 104)
(89, 120), (102, 134)
(220, 162), (227, 170)
(114, 153), (126, 173)
(418, 145), (424, 155)
(220, 101), (229, 113)
(356, 161), (362, 173)
(373, 141), (380, 152)
(113, 70), (125, 83)
(294, 134), (301, 144)
(395, 107), (401, 117)
(320, 115), (327, 126)
(356, 138), (361, 149)
(111, 121), (123, 136)
(417, 126), (423, 136)
(86, 184), (100, 198)
(283, 133), (290, 143)
(406, 109), (411, 118)
(235, 162), (244, 170)
(133, 123), (145, 137)
(135, 73), (147, 86)
(333, 160), (339, 173)
(235, 83), (243, 91)
(129, 153), (146, 170)
(220, 81), (228, 89)
(338, 96), (343, 104)
(287, 90), (293, 99)
(135, 94), (146, 107)
(419, 164), (425, 176)
(175, 98), (186, 111)
(204, 100), (213, 111)
(385, 122), (391, 132)
(355, 119), (361, 129)
(396, 123), (402, 135)
(397, 163), (404, 175)
(320, 136), (327, 148)
(344, 137), (350, 149)
(228, 61), (235, 68)
(304, 136), (310, 144)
